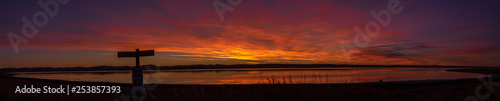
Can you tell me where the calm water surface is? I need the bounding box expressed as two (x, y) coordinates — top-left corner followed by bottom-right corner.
(13, 67), (487, 84)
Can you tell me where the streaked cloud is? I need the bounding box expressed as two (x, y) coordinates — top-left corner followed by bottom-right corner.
(0, 0), (499, 67)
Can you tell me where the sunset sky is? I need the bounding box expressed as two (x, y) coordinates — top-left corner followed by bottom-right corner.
(0, 0), (499, 68)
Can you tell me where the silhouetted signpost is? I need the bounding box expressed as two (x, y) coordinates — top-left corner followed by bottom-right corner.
(118, 49), (154, 88)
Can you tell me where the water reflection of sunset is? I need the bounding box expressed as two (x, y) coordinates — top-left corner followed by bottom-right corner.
(14, 68), (487, 84)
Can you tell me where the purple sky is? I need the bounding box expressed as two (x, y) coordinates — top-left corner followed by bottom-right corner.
(0, 0), (499, 68)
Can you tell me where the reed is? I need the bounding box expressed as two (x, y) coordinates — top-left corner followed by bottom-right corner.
(264, 72), (333, 84)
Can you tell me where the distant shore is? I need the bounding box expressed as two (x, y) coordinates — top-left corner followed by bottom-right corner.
(2, 64), (498, 72)
(1, 68), (500, 101)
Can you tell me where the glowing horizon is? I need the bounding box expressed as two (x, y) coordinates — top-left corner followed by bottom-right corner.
(1, 0), (499, 68)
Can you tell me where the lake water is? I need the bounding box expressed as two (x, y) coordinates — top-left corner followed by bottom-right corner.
(13, 67), (487, 84)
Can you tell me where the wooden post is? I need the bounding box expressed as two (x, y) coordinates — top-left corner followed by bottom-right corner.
(134, 49), (141, 87)
(118, 49), (154, 88)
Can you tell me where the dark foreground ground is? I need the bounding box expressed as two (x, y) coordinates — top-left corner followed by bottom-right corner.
(1, 69), (500, 101)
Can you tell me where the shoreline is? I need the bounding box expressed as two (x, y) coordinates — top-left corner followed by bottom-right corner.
(4, 67), (495, 85)
(1, 68), (500, 101)
(3, 71), (485, 85)
(3, 64), (498, 73)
